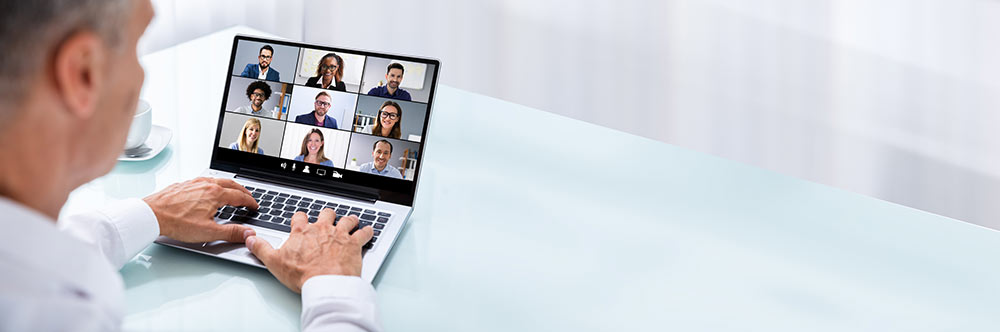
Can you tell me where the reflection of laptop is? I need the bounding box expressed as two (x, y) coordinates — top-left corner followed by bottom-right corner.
(155, 35), (440, 282)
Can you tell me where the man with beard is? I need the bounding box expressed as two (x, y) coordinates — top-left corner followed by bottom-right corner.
(295, 91), (338, 129)
(233, 80), (277, 119)
(366, 63), (411, 101)
(358, 139), (403, 179)
(240, 44), (281, 81)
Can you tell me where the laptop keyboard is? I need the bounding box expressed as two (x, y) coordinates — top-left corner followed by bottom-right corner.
(213, 185), (391, 248)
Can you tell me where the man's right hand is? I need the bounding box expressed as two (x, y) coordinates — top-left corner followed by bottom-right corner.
(245, 209), (373, 293)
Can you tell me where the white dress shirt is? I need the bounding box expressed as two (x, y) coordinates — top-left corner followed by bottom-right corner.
(0, 196), (380, 331)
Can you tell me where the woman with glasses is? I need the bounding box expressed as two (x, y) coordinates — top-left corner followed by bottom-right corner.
(293, 128), (334, 166)
(305, 53), (347, 91)
(361, 100), (402, 139)
(228, 118), (265, 154)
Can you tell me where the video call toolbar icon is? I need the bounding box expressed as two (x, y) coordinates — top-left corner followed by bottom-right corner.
(316, 169), (327, 176)
(280, 162), (287, 169)
(331, 171), (343, 179)
(303, 165), (311, 174)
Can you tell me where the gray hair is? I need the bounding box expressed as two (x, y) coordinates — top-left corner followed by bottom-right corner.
(0, 0), (133, 111)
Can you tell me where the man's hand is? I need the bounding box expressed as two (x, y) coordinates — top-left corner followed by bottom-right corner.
(143, 177), (259, 243)
(246, 209), (373, 293)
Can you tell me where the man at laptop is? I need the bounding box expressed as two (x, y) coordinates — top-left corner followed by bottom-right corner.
(0, 1), (378, 331)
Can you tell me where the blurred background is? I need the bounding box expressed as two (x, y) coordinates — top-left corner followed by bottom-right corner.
(140, 0), (1000, 229)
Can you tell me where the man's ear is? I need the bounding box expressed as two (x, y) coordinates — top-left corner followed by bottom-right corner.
(52, 31), (106, 119)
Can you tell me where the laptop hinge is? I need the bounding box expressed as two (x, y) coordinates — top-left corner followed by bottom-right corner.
(236, 168), (380, 204)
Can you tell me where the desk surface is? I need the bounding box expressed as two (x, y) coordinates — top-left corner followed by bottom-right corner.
(60, 26), (1000, 331)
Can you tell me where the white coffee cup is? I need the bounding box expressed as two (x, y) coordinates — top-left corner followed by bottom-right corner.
(125, 100), (152, 150)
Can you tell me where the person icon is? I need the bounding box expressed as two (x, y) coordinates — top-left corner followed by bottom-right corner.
(303, 165), (310, 174)
(366, 62), (411, 101)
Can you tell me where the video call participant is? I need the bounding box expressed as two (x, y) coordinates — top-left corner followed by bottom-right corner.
(294, 91), (337, 129)
(294, 129), (334, 166)
(305, 53), (346, 91)
(361, 100), (402, 139)
(233, 81), (276, 118)
(239, 44), (280, 81)
(366, 63), (411, 101)
(358, 139), (403, 179)
(228, 118), (264, 154)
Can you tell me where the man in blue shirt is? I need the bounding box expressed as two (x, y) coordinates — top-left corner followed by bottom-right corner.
(358, 139), (403, 179)
(366, 62), (411, 101)
(294, 91), (338, 129)
(240, 45), (280, 81)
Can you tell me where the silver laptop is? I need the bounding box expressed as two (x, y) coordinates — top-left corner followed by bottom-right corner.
(155, 35), (439, 282)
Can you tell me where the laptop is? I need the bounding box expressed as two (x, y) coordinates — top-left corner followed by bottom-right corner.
(155, 35), (440, 282)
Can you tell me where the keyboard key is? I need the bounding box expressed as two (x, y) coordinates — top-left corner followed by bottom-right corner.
(336, 209), (348, 216)
(253, 188), (265, 193)
(282, 212), (294, 218)
(289, 195), (301, 200)
(244, 186), (255, 191)
(297, 201), (311, 208)
(374, 230), (381, 236)
(272, 203), (284, 210)
(258, 207), (270, 214)
(310, 204), (323, 210)
(269, 209), (282, 216)
(262, 194), (275, 201)
(360, 214), (376, 221)
(377, 217), (389, 223)
(283, 219), (291, 225)
(234, 218), (290, 232)
(218, 212), (232, 220)
(277, 193), (289, 198)
(233, 208), (249, 216)
(260, 201), (272, 207)
(251, 192), (262, 199)
(283, 205), (296, 212)
(272, 216), (285, 224)
(377, 212), (391, 217)
(274, 197), (286, 203)
(340, 205), (354, 211)
(308, 210), (320, 217)
(286, 199), (299, 206)
(308, 217), (317, 223)
(325, 204), (338, 209)
(364, 209), (376, 214)
(260, 214), (272, 221)
(222, 206), (236, 214)
(213, 211), (220, 218)
(230, 215), (250, 223)
(349, 207), (362, 212)
(301, 197), (314, 203)
(266, 190), (278, 195)
(374, 223), (385, 230)
(314, 200), (327, 205)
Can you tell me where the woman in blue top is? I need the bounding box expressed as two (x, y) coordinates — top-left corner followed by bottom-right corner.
(294, 128), (334, 166)
(228, 118), (264, 154)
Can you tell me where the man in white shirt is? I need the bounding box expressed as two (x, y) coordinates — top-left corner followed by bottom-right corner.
(0, 1), (378, 331)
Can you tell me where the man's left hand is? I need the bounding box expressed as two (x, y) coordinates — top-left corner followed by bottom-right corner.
(143, 177), (259, 243)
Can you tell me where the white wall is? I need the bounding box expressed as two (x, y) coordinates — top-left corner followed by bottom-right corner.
(142, 0), (1000, 229)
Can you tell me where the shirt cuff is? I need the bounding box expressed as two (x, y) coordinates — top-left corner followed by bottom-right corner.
(301, 275), (376, 305)
(102, 198), (160, 262)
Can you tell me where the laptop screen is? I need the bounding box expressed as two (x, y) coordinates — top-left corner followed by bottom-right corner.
(210, 36), (439, 206)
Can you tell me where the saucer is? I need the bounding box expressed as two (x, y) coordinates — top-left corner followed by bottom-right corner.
(119, 125), (172, 161)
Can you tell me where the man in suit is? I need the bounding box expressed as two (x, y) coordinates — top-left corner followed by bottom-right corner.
(240, 44), (280, 81)
(295, 91), (338, 129)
